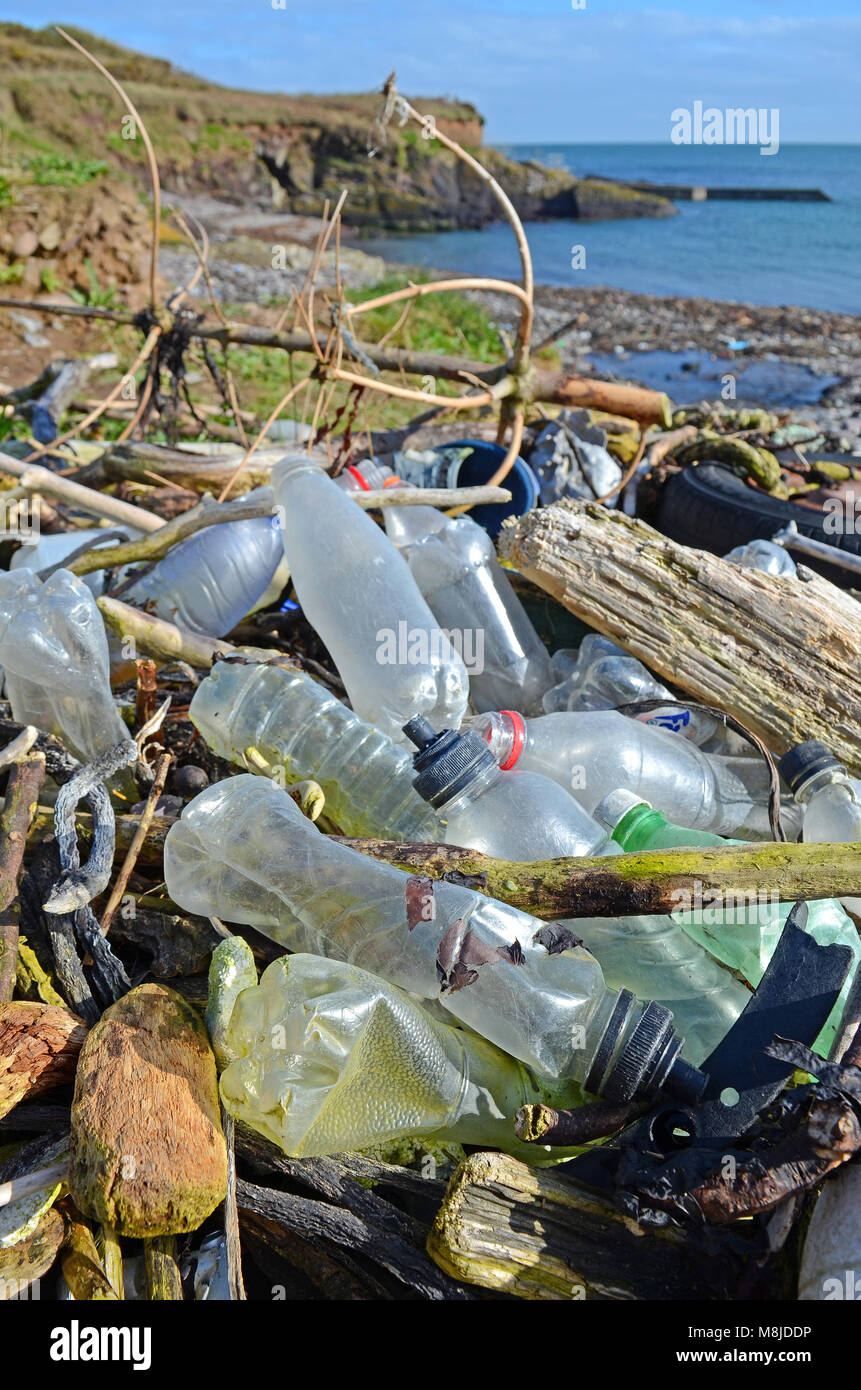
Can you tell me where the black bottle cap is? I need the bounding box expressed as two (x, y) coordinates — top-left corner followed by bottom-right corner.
(778, 739), (843, 796)
(403, 715), (496, 810)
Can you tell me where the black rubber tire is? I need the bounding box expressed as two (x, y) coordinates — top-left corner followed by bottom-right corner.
(655, 462), (861, 587)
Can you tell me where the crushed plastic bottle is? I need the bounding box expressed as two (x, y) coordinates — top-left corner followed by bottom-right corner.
(403, 715), (620, 859)
(0, 567), (130, 764)
(10, 527), (140, 597)
(541, 633), (730, 748)
(384, 507), (553, 714)
(593, 788), (860, 1054)
(528, 410), (623, 506)
(468, 706), (793, 840)
(211, 939), (579, 1160)
(189, 659), (442, 841)
(724, 538), (798, 578)
(272, 454), (469, 744)
(124, 486), (284, 638)
(779, 740), (861, 917)
(164, 774), (705, 1102)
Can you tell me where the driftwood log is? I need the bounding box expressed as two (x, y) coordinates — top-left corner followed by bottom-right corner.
(427, 1151), (748, 1300)
(498, 500), (861, 771)
(0, 1002), (87, 1120)
(68, 984), (227, 1236)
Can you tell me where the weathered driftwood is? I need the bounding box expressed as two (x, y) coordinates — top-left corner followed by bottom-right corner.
(337, 835), (861, 917)
(0, 1207), (65, 1299)
(69, 984), (227, 1236)
(0, 1002), (87, 1120)
(427, 1151), (746, 1300)
(0, 753), (46, 1003)
(236, 1177), (472, 1301)
(498, 500), (861, 770)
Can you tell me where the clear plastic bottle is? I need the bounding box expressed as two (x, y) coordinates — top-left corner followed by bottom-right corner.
(124, 486), (284, 638)
(403, 721), (754, 1062)
(11, 527), (138, 597)
(211, 940), (579, 1161)
(189, 659), (443, 841)
(779, 740), (861, 917)
(541, 634), (735, 750)
(384, 507), (553, 714)
(272, 454), (469, 744)
(468, 707), (794, 840)
(724, 539), (798, 578)
(593, 788), (860, 1054)
(402, 716), (620, 860)
(164, 774), (705, 1102)
(0, 567), (130, 764)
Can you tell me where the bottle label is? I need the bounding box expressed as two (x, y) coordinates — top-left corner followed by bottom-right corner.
(638, 706), (693, 736)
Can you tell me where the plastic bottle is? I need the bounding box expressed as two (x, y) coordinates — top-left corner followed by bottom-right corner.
(403, 716), (620, 860)
(272, 454), (469, 744)
(0, 567), (130, 765)
(189, 659), (443, 841)
(210, 939), (580, 1161)
(540, 634), (735, 750)
(124, 486), (284, 638)
(592, 788), (860, 1054)
(402, 722), (753, 1061)
(779, 740), (861, 917)
(724, 538), (798, 578)
(164, 774), (705, 1102)
(467, 707), (794, 840)
(11, 527), (138, 597)
(384, 507), (553, 714)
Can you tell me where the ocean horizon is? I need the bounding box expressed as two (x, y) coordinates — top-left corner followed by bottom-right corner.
(360, 143), (861, 315)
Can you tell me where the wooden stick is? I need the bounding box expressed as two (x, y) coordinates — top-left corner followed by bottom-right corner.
(144, 1236), (183, 1299)
(0, 754), (46, 1003)
(499, 500), (861, 770)
(0, 452), (164, 533)
(101, 753), (171, 936)
(336, 834), (861, 918)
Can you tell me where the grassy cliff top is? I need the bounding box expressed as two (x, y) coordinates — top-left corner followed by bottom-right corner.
(0, 23), (481, 164)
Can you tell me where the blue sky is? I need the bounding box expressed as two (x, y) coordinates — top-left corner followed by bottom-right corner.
(6, 2), (860, 142)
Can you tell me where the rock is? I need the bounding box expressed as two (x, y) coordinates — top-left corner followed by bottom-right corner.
(12, 230), (37, 259)
(0, 1002), (88, 1121)
(38, 221), (61, 252)
(68, 983), (227, 1237)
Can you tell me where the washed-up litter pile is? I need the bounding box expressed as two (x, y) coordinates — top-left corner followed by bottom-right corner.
(1, 417), (861, 1303)
(1, 38), (860, 1304)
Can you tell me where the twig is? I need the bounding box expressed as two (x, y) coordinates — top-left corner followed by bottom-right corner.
(101, 753), (171, 936)
(0, 454), (163, 534)
(0, 754), (47, 1002)
(55, 26), (161, 306)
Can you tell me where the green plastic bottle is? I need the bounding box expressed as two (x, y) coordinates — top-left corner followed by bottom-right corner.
(593, 789), (861, 1054)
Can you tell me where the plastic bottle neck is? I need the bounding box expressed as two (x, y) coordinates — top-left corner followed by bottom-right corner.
(272, 453), (326, 488)
(438, 760), (503, 819)
(795, 765), (855, 806)
(610, 801), (667, 851)
(475, 710), (525, 771)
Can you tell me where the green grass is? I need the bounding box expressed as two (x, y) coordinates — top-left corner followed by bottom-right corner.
(345, 272), (507, 363)
(20, 153), (108, 186)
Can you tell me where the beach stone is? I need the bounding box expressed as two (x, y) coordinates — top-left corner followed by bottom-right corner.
(12, 230), (37, 259)
(38, 222), (61, 252)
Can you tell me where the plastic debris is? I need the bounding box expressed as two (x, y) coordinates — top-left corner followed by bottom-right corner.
(0, 567), (131, 764)
(164, 774), (703, 1101)
(724, 537), (798, 577)
(528, 409), (623, 506)
(385, 506), (553, 713)
(272, 453), (469, 743)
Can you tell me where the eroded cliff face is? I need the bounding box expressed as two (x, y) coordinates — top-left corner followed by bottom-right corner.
(251, 127), (674, 231)
(1, 24), (674, 233)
